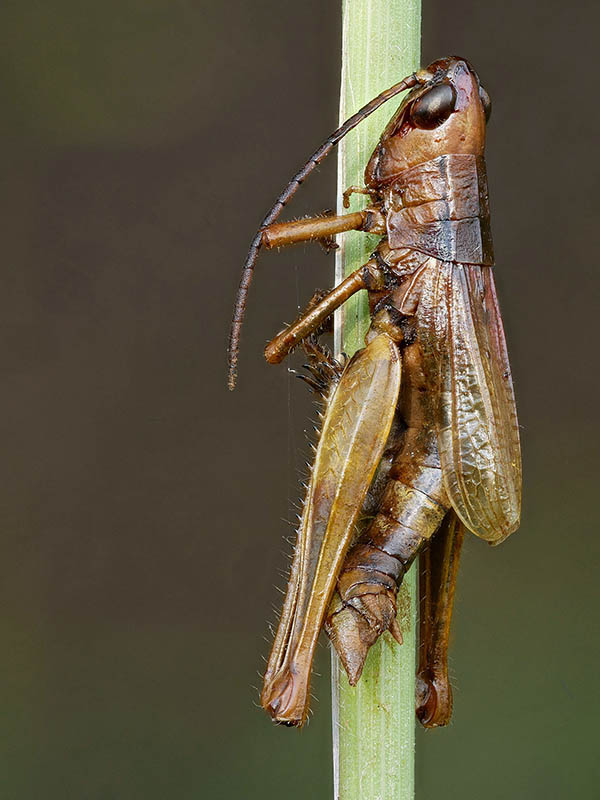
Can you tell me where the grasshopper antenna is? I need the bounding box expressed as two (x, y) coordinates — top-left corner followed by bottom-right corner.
(227, 72), (419, 389)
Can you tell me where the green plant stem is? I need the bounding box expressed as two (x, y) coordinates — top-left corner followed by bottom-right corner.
(332, 1), (421, 799)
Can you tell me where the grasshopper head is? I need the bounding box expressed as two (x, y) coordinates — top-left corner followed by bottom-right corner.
(365, 57), (491, 189)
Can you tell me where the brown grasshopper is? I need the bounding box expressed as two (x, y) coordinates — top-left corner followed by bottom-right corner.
(228, 57), (521, 728)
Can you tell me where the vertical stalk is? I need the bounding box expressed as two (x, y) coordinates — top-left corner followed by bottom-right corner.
(332, 2), (421, 799)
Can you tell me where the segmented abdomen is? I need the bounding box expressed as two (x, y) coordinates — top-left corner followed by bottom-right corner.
(337, 461), (448, 606)
(334, 335), (449, 614)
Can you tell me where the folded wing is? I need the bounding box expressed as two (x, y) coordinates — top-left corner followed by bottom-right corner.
(418, 261), (521, 543)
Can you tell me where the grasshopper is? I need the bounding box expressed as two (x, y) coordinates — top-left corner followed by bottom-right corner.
(229, 57), (521, 728)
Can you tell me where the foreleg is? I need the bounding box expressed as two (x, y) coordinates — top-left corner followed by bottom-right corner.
(261, 208), (384, 250)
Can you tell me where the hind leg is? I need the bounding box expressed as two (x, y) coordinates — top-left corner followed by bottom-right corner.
(416, 512), (464, 728)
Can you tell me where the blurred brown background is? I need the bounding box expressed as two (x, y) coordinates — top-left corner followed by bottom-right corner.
(0, 1), (597, 797)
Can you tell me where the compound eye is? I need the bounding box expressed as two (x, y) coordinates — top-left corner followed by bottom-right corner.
(410, 83), (456, 129)
(479, 86), (492, 122)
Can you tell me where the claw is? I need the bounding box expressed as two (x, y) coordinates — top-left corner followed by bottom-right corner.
(416, 669), (453, 728)
(261, 662), (311, 727)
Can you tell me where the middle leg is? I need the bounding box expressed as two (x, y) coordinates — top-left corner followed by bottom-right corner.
(264, 259), (386, 364)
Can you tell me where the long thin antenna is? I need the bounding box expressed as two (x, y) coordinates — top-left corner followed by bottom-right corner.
(227, 72), (418, 389)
